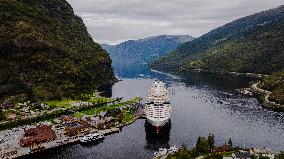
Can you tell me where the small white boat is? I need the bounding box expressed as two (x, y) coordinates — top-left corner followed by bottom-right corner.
(154, 148), (168, 158)
(80, 133), (104, 143)
(168, 146), (179, 154)
(158, 148), (168, 155)
(0, 138), (4, 144)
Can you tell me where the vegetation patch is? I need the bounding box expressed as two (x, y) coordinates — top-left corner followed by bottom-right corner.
(259, 70), (284, 104)
(122, 112), (134, 123)
(45, 99), (75, 108)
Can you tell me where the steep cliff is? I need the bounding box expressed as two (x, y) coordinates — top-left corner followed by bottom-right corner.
(0, 0), (116, 100)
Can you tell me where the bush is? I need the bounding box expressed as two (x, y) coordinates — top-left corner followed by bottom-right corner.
(0, 109), (6, 121)
(275, 152), (284, 159)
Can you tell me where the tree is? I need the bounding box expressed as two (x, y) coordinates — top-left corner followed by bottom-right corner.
(196, 136), (209, 155)
(259, 155), (270, 159)
(0, 109), (5, 121)
(228, 138), (232, 147)
(181, 143), (188, 151)
(197, 136), (202, 145)
(250, 155), (258, 159)
(207, 134), (215, 150)
(275, 152), (284, 159)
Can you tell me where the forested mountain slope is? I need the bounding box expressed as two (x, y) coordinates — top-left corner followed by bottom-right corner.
(152, 5), (284, 74)
(0, 0), (116, 100)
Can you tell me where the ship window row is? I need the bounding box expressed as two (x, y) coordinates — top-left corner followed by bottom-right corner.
(152, 116), (167, 118)
(148, 108), (170, 110)
(148, 111), (170, 113)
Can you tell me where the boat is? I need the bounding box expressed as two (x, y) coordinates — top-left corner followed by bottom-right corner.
(144, 80), (172, 133)
(80, 133), (104, 143)
(153, 146), (179, 158)
(0, 138), (4, 144)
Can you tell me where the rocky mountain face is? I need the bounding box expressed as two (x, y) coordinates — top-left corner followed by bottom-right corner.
(101, 35), (195, 74)
(151, 5), (284, 74)
(0, 0), (116, 100)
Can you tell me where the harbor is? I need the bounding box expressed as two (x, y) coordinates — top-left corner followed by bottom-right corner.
(1, 74), (284, 159)
(0, 126), (120, 158)
(0, 97), (144, 159)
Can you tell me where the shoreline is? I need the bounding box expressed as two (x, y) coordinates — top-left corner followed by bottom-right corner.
(0, 97), (143, 159)
(191, 69), (284, 111)
(152, 68), (284, 111)
(183, 68), (268, 79)
(1, 114), (142, 159)
(151, 67), (268, 79)
(250, 82), (284, 111)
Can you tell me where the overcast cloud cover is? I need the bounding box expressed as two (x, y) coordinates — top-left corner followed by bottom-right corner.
(66, 0), (283, 44)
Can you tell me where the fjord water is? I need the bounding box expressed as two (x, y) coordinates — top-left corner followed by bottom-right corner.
(23, 67), (284, 159)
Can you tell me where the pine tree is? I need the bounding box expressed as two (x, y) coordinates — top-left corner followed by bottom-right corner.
(208, 134), (215, 150)
(228, 138), (232, 147)
(0, 109), (5, 121)
(196, 136), (209, 155)
(197, 136), (202, 146)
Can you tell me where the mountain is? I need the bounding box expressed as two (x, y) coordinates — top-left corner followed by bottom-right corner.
(101, 35), (195, 75)
(151, 5), (284, 74)
(0, 0), (116, 100)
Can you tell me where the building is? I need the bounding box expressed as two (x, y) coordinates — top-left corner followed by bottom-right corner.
(250, 148), (274, 159)
(213, 145), (232, 153)
(233, 152), (251, 159)
(20, 125), (56, 147)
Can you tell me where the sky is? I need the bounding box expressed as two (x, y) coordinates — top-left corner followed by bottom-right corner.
(66, 0), (283, 44)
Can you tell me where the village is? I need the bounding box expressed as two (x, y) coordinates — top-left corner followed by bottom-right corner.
(154, 135), (283, 159)
(0, 95), (144, 159)
(154, 143), (281, 159)
(156, 145), (284, 159)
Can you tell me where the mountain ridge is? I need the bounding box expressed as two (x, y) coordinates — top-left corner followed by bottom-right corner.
(151, 5), (284, 74)
(101, 35), (195, 75)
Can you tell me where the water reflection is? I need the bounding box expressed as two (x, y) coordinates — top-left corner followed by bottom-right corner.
(98, 84), (113, 98)
(178, 71), (255, 91)
(114, 64), (154, 78)
(144, 120), (171, 151)
(19, 66), (284, 159)
(80, 140), (104, 148)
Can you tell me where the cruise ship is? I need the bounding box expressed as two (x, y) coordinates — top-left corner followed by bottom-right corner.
(144, 80), (172, 132)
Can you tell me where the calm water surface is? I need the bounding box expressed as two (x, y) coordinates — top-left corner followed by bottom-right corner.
(22, 69), (284, 159)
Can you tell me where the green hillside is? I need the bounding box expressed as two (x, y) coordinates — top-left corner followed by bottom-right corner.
(0, 0), (116, 100)
(259, 70), (284, 104)
(151, 5), (284, 74)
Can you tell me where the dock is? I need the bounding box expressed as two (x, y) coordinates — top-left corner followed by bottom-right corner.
(0, 126), (121, 159)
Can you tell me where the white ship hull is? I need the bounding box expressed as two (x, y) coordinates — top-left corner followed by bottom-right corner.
(146, 117), (169, 128)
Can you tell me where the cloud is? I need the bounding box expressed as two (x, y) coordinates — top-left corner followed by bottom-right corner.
(67, 0), (283, 44)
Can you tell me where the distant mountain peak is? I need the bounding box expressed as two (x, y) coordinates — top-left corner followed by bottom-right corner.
(137, 35), (194, 43)
(101, 34), (195, 76)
